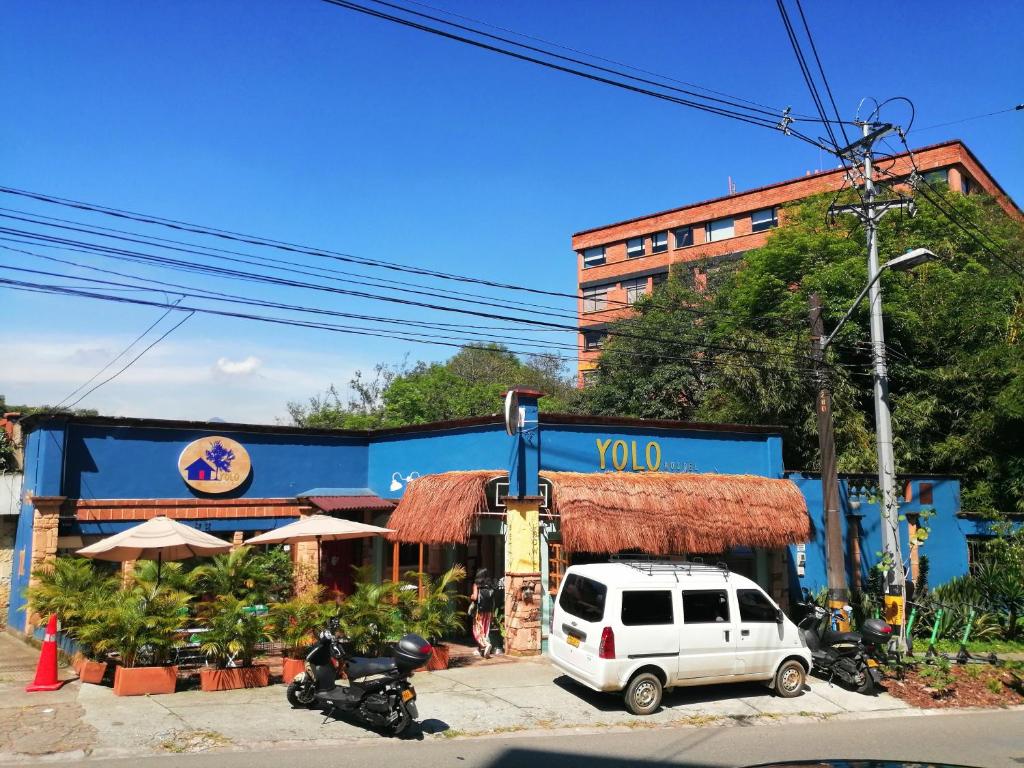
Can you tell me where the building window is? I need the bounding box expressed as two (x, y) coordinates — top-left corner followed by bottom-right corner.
(751, 208), (778, 233)
(707, 217), (735, 242)
(582, 246), (606, 268)
(582, 285), (608, 312)
(582, 329), (607, 350)
(674, 226), (694, 248)
(622, 277), (647, 305)
(961, 176), (972, 195)
(652, 231), (668, 253)
(652, 272), (669, 291)
(682, 590), (730, 623)
(966, 536), (993, 573)
(626, 237), (645, 259)
(918, 482), (933, 505)
(621, 590), (674, 626)
(922, 169), (948, 187)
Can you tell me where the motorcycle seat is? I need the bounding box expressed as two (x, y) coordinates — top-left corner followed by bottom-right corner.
(823, 629), (862, 645)
(347, 657), (398, 680)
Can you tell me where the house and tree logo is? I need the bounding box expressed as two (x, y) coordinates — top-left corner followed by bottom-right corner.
(177, 436), (251, 493)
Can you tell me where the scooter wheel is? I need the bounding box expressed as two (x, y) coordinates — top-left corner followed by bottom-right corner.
(287, 680), (317, 708)
(389, 705), (412, 736)
(855, 665), (879, 696)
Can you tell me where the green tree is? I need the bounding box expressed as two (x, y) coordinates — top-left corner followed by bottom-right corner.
(583, 187), (1024, 517)
(288, 345), (577, 428)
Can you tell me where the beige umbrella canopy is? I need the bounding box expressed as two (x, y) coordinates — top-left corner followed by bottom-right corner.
(244, 514), (392, 545)
(77, 515), (232, 583)
(245, 515), (392, 583)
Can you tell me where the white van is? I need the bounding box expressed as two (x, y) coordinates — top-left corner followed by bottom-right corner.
(548, 561), (812, 715)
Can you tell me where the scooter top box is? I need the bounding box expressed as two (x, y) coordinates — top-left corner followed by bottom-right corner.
(393, 633), (432, 672)
(860, 618), (893, 646)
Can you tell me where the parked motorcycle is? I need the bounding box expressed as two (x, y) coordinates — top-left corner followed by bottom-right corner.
(796, 601), (892, 694)
(286, 625), (432, 736)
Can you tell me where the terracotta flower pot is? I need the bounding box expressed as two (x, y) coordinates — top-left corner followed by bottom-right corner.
(78, 659), (109, 685)
(200, 665), (271, 692)
(282, 657), (306, 683)
(425, 644), (450, 671)
(71, 652), (86, 676)
(113, 665), (178, 696)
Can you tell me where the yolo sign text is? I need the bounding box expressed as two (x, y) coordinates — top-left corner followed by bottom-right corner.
(596, 438), (662, 471)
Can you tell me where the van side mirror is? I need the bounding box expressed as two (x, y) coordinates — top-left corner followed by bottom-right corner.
(775, 608), (784, 624)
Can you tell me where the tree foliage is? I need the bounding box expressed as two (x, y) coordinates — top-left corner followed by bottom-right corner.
(288, 345), (578, 429)
(581, 187), (1024, 517)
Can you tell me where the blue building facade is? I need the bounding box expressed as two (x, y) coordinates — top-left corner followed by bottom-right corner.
(7, 411), (967, 632)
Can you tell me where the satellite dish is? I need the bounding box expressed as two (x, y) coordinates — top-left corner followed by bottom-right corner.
(504, 390), (520, 436)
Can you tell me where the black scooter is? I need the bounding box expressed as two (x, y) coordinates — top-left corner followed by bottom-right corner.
(796, 601), (892, 695)
(286, 625), (431, 736)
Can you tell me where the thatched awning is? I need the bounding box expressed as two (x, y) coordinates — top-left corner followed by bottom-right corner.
(386, 470), (810, 555)
(386, 470), (498, 545)
(544, 471), (810, 555)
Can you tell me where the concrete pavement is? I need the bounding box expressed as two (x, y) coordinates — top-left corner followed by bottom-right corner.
(43, 709), (1024, 768)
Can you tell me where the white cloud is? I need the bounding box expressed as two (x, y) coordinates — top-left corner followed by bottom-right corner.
(0, 333), (368, 425)
(214, 356), (262, 376)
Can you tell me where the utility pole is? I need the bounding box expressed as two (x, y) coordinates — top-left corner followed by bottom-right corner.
(808, 293), (849, 622)
(829, 122), (912, 651)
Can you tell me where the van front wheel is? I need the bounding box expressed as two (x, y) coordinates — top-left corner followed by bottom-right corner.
(624, 672), (663, 715)
(773, 660), (806, 698)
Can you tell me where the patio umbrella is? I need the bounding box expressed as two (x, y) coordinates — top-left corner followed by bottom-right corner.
(244, 514), (393, 581)
(77, 514), (232, 584)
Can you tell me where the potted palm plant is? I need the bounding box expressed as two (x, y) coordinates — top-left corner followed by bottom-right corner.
(89, 586), (192, 696)
(199, 596), (272, 691)
(407, 565), (467, 671)
(337, 569), (412, 658)
(26, 557), (118, 684)
(267, 589), (334, 683)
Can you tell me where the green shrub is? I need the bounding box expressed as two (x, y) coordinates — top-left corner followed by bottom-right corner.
(199, 596), (271, 668)
(268, 589), (335, 659)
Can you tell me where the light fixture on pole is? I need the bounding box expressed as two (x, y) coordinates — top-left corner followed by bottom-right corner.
(817, 246), (935, 652)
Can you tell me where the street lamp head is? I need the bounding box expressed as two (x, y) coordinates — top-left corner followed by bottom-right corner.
(884, 247), (936, 272)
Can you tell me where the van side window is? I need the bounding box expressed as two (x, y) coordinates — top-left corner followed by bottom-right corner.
(621, 590), (673, 626)
(682, 590), (730, 623)
(737, 589), (777, 622)
(558, 574), (607, 623)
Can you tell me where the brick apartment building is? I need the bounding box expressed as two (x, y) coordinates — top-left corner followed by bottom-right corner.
(571, 139), (1021, 383)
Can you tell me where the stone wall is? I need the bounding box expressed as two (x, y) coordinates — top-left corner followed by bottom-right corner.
(0, 517), (15, 628)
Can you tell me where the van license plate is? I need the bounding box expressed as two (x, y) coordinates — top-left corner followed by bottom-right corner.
(566, 635), (580, 648)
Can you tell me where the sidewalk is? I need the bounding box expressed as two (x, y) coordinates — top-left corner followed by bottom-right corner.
(0, 633), (918, 762)
(69, 657), (909, 759)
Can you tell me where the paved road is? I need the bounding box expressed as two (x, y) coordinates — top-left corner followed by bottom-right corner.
(51, 709), (1024, 768)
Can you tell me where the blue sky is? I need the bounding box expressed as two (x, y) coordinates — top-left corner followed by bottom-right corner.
(2, 0), (1022, 423)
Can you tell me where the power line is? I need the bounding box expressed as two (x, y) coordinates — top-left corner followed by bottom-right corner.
(793, 0), (850, 147)
(318, 0), (835, 151)
(52, 298), (185, 411)
(62, 310), (195, 411)
(911, 103), (1023, 134)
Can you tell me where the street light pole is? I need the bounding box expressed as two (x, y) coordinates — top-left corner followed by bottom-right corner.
(828, 120), (931, 652)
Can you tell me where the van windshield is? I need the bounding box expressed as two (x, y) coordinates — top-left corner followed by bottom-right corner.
(558, 574), (607, 623)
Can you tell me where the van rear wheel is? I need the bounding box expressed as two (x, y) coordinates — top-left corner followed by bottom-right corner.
(624, 672), (662, 715)
(773, 660), (806, 698)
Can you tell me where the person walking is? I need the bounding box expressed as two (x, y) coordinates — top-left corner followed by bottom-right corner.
(470, 568), (496, 658)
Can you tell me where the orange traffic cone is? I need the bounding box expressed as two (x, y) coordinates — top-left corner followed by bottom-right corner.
(25, 614), (65, 692)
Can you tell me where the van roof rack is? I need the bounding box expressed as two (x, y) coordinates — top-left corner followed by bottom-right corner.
(609, 555), (730, 580)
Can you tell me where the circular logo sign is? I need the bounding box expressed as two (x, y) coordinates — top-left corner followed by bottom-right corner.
(178, 436), (251, 494)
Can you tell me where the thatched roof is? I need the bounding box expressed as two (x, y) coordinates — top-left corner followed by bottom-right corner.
(385, 470), (810, 554)
(543, 471), (810, 555)
(386, 470), (497, 545)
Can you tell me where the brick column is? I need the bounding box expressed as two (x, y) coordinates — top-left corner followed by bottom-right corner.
(504, 497), (542, 656)
(121, 560), (137, 587)
(26, 496), (65, 632)
(291, 505), (318, 596)
(231, 530), (245, 551)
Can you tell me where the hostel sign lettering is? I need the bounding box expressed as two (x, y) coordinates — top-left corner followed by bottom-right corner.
(178, 436), (251, 494)
(595, 438), (696, 473)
